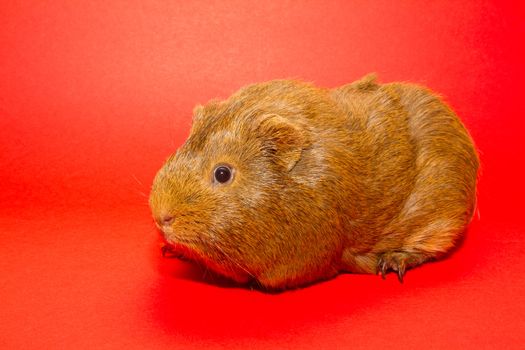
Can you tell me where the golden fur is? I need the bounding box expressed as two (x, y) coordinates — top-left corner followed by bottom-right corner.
(150, 74), (479, 290)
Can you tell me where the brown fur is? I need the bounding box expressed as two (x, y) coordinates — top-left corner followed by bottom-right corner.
(149, 74), (479, 290)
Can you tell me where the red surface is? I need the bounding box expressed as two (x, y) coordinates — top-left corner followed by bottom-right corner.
(1, 1), (524, 348)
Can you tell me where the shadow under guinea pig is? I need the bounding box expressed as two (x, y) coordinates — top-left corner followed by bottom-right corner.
(148, 257), (386, 341)
(146, 230), (479, 341)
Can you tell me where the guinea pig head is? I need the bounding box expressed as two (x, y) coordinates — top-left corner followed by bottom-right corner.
(149, 100), (308, 285)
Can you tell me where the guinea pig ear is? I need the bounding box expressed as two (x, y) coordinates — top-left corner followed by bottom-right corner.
(192, 100), (222, 124)
(256, 114), (306, 172)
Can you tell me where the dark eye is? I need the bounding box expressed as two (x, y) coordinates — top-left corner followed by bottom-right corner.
(213, 165), (232, 184)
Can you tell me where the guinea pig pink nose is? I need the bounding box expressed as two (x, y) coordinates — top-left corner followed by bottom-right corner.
(160, 215), (175, 226)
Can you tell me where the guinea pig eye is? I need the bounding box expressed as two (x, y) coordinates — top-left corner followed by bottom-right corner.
(213, 165), (233, 184)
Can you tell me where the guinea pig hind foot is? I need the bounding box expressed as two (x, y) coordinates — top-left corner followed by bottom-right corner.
(377, 251), (429, 283)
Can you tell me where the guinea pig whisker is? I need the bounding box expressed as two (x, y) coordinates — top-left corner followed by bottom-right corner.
(212, 243), (256, 279)
(131, 174), (145, 188)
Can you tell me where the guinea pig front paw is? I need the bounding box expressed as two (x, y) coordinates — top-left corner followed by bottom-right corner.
(160, 243), (186, 260)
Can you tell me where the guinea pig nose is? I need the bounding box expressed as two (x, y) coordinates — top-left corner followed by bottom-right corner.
(160, 215), (175, 226)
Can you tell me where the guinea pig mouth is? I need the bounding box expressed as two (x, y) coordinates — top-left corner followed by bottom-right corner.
(155, 224), (195, 254)
(160, 231), (209, 262)
(158, 226), (190, 245)
(162, 234), (198, 253)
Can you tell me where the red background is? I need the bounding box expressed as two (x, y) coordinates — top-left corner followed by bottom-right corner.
(1, 1), (524, 348)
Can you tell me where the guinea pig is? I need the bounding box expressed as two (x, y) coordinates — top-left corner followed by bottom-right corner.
(149, 74), (479, 290)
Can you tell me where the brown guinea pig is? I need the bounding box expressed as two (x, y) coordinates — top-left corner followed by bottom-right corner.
(149, 74), (479, 290)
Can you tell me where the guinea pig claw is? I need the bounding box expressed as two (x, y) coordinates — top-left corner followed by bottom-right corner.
(160, 243), (189, 260)
(378, 253), (407, 283)
(160, 244), (168, 257)
(397, 266), (406, 283)
(378, 259), (388, 279)
(160, 243), (175, 258)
